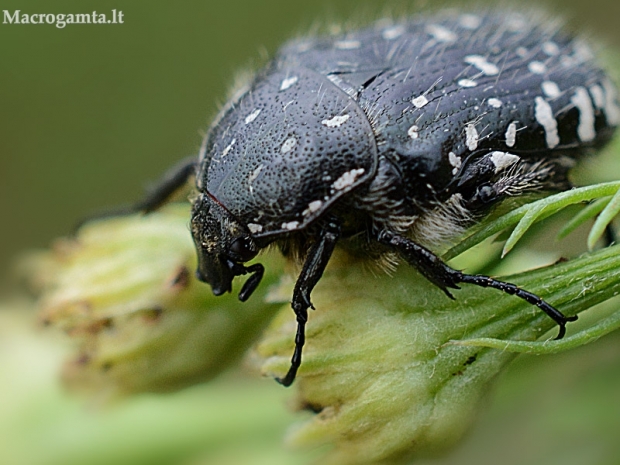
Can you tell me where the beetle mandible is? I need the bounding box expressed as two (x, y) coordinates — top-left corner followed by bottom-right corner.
(138, 10), (619, 386)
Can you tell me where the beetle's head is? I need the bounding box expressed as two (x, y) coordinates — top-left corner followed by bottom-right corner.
(191, 193), (264, 301)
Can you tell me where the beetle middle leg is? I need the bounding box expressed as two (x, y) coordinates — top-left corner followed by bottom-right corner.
(377, 230), (577, 339)
(275, 218), (341, 387)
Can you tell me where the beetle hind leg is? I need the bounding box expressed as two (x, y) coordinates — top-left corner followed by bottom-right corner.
(377, 230), (576, 340)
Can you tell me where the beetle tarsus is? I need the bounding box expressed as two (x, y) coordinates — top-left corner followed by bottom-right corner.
(378, 230), (576, 339)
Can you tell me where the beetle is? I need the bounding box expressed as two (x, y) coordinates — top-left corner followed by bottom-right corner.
(136, 10), (619, 387)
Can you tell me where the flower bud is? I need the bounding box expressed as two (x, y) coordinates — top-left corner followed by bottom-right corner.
(33, 204), (285, 400)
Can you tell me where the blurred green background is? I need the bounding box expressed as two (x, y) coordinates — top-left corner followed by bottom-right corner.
(1, 0), (620, 273)
(1, 1), (620, 464)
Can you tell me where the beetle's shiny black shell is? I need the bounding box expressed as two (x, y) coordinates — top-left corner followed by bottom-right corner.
(198, 11), (619, 238)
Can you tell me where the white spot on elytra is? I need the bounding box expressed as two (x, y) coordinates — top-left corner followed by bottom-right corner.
(282, 221), (299, 231)
(489, 151), (520, 173)
(465, 123), (479, 151)
(571, 87), (596, 142)
(222, 138), (235, 157)
(280, 76), (298, 91)
(407, 125), (419, 139)
(302, 200), (323, 216)
(333, 168), (365, 190)
(448, 151), (461, 174)
(335, 39), (361, 50)
(528, 61), (547, 75)
(515, 47), (528, 57)
(505, 122), (517, 147)
(459, 14), (481, 30)
(248, 164), (263, 183)
(426, 24), (457, 43)
(458, 79), (477, 88)
(464, 55), (499, 76)
(321, 114), (350, 128)
(542, 41), (560, 56)
(488, 98), (503, 108)
(248, 223), (263, 234)
(589, 85), (605, 109)
(281, 136), (297, 153)
(244, 108), (261, 125)
(535, 96), (560, 148)
(412, 95), (429, 108)
(382, 25), (405, 40)
(603, 79), (620, 125)
(541, 81), (561, 99)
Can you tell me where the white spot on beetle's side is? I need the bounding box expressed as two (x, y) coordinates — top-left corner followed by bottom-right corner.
(465, 123), (479, 151)
(335, 39), (361, 50)
(542, 41), (560, 56)
(528, 61), (547, 75)
(515, 47), (528, 57)
(505, 122), (517, 147)
(382, 25), (405, 40)
(333, 168), (365, 190)
(490, 151), (520, 173)
(248, 223), (263, 234)
(541, 81), (561, 99)
(222, 138), (235, 157)
(448, 151), (461, 174)
(459, 14), (481, 30)
(412, 95), (429, 108)
(407, 125), (419, 139)
(571, 87), (596, 142)
(487, 98), (503, 108)
(244, 108), (261, 125)
(426, 24), (457, 43)
(295, 41), (314, 53)
(281, 136), (297, 153)
(282, 221), (299, 231)
(506, 16), (527, 32)
(302, 200), (323, 216)
(590, 85), (605, 109)
(464, 55), (499, 76)
(535, 96), (560, 148)
(280, 76), (298, 91)
(322, 114), (350, 128)
(574, 42), (594, 62)
(458, 79), (477, 88)
(248, 164), (263, 183)
(603, 78), (620, 125)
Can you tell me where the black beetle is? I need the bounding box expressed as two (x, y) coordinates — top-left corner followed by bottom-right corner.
(137, 10), (619, 386)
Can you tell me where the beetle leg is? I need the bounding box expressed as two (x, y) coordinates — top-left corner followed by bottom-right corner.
(136, 156), (197, 213)
(377, 230), (577, 339)
(227, 262), (265, 302)
(73, 157), (197, 232)
(275, 218), (341, 387)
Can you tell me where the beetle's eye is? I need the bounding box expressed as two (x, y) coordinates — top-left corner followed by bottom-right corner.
(229, 236), (258, 262)
(476, 184), (496, 204)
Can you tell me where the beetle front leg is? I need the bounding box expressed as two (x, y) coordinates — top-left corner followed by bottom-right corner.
(74, 157), (197, 232)
(377, 230), (577, 339)
(275, 218), (341, 387)
(137, 156), (197, 213)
